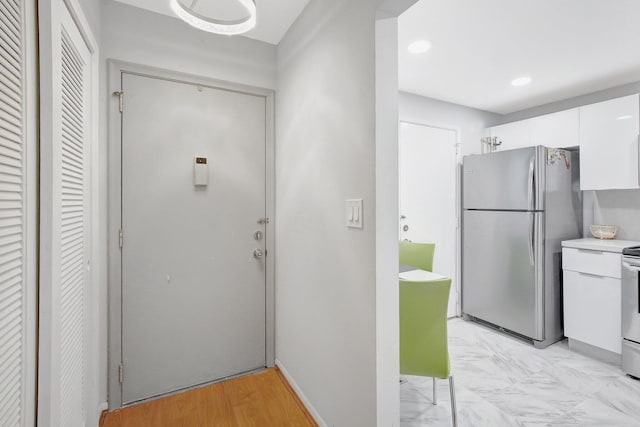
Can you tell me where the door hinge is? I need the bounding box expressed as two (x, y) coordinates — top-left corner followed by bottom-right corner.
(119, 229), (123, 249)
(119, 364), (124, 384)
(113, 90), (124, 113)
(257, 218), (270, 225)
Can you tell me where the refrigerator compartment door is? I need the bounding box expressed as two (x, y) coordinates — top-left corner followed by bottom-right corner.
(463, 146), (543, 211)
(562, 247), (622, 279)
(462, 210), (544, 340)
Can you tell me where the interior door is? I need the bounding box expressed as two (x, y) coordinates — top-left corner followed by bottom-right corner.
(1, 0), (36, 424)
(38, 1), (95, 425)
(399, 122), (459, 317)
(121, 73), (267, 404)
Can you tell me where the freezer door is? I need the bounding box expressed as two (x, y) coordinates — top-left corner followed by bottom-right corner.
(463, 146), (544, 211)
(462, 210), (544, 340)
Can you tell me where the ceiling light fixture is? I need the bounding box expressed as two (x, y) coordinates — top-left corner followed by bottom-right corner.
(408, 40), (432, 55)
(511, 76), (532, 87)
(170, 0), (257, 36)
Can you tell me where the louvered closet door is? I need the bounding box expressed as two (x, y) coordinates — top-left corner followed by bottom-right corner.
(58, 5), (92, 427)
(0, 0), (29, 425)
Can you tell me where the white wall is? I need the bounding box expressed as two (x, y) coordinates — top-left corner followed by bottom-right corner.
(588, 190), (640, 240)
(101, 1), (277, 90)
(375, 14), (401, 427)
(98, 1), (277, 408)
(399, 91), (499, 156)
(77, 0), (101, 42)
(275, 0), (380, 425)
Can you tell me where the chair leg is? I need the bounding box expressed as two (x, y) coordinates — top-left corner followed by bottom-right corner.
(432, 377), (437, 405)
(449, 375), (458, 427)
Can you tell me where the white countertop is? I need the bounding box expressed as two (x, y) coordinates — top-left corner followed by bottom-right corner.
(562, 238), (640, 253)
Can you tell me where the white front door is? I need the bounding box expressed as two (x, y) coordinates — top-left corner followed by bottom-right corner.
(120, 73), (267, 404)
(399, 122), (459, 317)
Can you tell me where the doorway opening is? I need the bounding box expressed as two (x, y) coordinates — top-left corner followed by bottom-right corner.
(398, 121), (461, 317)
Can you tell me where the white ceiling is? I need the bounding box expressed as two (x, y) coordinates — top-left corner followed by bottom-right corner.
(399, 0), (640, 114)
(113, 0), (310, 45)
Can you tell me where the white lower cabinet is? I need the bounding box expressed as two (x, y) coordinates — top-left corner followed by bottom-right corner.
(563, 270), (621, 354)
(562, 247), (622, 354)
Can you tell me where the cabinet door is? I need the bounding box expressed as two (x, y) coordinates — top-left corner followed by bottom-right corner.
(563, 270), (621, 354)
(530, 108), (580, 148)
(580, 94), (640, 190)
(490, 120), (531, 150)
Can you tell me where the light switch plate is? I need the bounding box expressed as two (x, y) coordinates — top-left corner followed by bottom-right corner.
(346, 199), (363, 229)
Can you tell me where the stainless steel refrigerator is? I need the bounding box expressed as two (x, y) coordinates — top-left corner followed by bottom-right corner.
(462, 146), (582, 348)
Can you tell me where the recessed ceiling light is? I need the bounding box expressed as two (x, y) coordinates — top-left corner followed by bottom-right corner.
(408, 40), (432, 55)
(617, 115), (633, 121)
(511, 76), (532, 87)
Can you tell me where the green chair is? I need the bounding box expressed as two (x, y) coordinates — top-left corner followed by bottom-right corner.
(399, 241), (436, 272)
(400, 278), (457, 426)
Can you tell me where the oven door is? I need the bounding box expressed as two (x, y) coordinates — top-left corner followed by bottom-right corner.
(622, 256), (640, 343)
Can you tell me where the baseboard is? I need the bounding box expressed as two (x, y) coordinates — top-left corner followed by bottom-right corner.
(275, 359), (328, 427)
(568, 338), (622, 365)
(97, 401), (109, 426)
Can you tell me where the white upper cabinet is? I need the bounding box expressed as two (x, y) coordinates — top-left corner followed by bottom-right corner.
(489, 109), (579, 151)
(530, 108), (580, 148)
(490, 119), (531, 150)
(579, 94), (640, 190)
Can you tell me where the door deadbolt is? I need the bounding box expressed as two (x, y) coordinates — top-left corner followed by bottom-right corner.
(254, 231), (263, 241)
(253, 249), (264, 259)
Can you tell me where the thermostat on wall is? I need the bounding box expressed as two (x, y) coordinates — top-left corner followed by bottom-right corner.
(194, 157), (208, 186)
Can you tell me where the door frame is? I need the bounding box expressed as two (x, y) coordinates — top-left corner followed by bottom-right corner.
(398, 120), (462, 317)
(107, 60), (276, 409)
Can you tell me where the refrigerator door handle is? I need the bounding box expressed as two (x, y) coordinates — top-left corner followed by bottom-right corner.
(534, 211), (545, 341)
(528, 212), (535, 266)
(527, 157), (535, 211)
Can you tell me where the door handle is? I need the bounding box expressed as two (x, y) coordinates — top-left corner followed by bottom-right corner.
(528, 157), (535, 211)
(253, 249), (264, 259)
(528, 212), (535, 266)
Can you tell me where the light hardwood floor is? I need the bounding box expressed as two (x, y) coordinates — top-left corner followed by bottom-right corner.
(101, 368), (318, 427)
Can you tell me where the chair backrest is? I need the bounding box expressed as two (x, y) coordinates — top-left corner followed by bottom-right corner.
(399, 241), (435, 272)
(400, 278), (451, 379)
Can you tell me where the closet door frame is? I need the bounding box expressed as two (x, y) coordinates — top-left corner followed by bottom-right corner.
(24, 0), (37, 424)
(37, 0), (100, 425)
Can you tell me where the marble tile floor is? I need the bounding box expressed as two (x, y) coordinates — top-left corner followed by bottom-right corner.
(401, 318), (640, 426)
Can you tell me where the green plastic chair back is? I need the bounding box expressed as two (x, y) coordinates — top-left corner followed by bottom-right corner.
(399, 241), (435, 272)
(400, 278), (452, 379)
